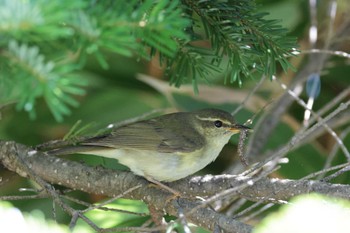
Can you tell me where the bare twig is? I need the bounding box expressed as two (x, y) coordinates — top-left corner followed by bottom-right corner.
(317, 127), (350, 179)
(80, 185), (142, 214)
(301, 163), (349, 180)
(296, 49), (350, 59)
(239, 203), (275, 223)
(249, 100), (349, 172)
(275, 78), (350, 159)
(321, 165), (350, 182)
(232, 75), (267, 116)
(309, 87), (350, 125)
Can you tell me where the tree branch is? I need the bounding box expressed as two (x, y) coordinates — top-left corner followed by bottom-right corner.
(0, 140), (252, 233)
(2, 140), (350, 231)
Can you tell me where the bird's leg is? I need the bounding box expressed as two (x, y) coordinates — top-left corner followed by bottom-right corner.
(145, 176), (181, 197)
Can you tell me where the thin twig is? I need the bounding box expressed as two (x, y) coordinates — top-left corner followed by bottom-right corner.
(317, 127), (350, 179)
(301, 163), (349, 180)
(308, 87), (350, 126)
(294, 49), (350, 59)
(321, 165), (350, 182)
(246, 100), (349, 174)
(225, 198), (248, 216)
(239, 203), (276, 223)
(62, 191), (147, 216)
(111, 108), (172, 128)
(80, 185), (142, 214)
(232, 75), (267, 116)
(275, 77), (350, 159)
(232, 201), (265, 219)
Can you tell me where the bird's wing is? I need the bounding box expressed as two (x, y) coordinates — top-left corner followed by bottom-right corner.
(81, 119), (204, 153)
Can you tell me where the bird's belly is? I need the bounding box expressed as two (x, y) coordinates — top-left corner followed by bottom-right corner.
(86, 147), (222, 182)
(117, 150), (196, 182)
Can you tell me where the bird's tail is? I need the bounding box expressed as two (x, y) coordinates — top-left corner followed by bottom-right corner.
(46, 145), (107, 156)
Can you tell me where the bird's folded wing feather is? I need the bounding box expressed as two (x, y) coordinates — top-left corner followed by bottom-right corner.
(81, 120), (204, 153)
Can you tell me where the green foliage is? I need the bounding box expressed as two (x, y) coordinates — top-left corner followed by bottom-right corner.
(70, 0), (190, 62)
(177, 0), (296, 87)
(167, 45), (222, 93)
(0, 0), (84, 40)
(0, 0), (295, 121)
(1, 40), (87, 121)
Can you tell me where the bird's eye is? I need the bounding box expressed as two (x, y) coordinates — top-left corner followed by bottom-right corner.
(214, 120), (223, 128)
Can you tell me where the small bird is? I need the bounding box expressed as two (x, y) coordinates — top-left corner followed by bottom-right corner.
(48, 108), (249, 182)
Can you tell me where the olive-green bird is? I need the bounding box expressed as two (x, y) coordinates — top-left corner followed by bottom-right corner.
(48, 109), (249, 182)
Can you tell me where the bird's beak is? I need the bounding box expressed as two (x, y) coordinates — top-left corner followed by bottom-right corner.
(229, 124), (252, 133)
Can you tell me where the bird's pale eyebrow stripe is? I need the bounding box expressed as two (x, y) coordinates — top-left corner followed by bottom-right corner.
(196, 116), (232, 125)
